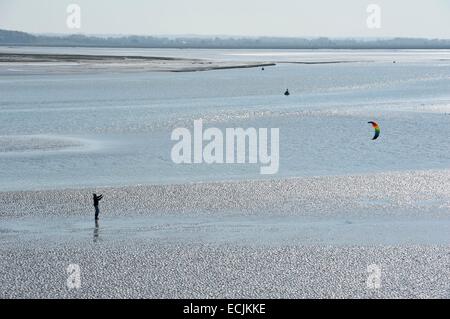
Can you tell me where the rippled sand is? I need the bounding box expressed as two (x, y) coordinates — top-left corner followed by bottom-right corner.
(0, 135), (84, 153)
(2, 243), (449, 299)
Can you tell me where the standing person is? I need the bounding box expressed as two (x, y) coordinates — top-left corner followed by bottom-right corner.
(93, 193), (103, 220)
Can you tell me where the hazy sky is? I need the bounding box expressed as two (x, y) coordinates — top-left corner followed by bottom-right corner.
(0, 0), (449, 38)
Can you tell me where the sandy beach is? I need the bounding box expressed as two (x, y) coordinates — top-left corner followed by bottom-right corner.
(1, 170), (450, 298)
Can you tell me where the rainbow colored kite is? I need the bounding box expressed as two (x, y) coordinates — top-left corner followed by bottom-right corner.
(368, 121), (380, 140)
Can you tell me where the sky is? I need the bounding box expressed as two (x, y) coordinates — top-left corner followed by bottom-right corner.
(0, 0), (449, 38)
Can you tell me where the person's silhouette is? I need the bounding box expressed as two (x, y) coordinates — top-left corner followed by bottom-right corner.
(93, 193), (103, 220)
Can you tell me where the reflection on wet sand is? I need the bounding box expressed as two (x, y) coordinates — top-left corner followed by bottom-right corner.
(93, 220), (100, 243)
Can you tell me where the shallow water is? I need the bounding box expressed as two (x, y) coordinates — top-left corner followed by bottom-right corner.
(0, 49), (449, 191)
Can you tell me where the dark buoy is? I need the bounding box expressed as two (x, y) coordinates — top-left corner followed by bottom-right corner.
(284, 89), (290, 96)
(262, 67), (265, 71)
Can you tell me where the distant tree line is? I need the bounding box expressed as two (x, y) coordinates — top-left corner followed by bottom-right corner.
(1, 29), (450, 49)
